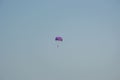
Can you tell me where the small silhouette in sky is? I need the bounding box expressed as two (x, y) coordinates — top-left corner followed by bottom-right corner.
(55, 36), (63, 48)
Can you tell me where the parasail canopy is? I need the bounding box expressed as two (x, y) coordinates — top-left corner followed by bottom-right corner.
(55, 36), (63, 41)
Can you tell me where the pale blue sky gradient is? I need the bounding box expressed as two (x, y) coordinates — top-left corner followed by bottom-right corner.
(0, 0), (120, 80)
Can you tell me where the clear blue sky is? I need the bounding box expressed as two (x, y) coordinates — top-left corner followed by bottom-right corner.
(0, 0), (120, 80)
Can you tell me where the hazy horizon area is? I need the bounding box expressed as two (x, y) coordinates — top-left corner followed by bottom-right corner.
(0, 0), (120, 80)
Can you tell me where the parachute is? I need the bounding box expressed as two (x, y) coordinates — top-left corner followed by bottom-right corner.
(55, 36), (63, 48)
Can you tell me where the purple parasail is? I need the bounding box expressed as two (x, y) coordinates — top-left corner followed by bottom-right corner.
(55, 36), (63, 41)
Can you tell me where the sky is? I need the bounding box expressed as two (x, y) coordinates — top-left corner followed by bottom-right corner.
(0, 0), (120, 80)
